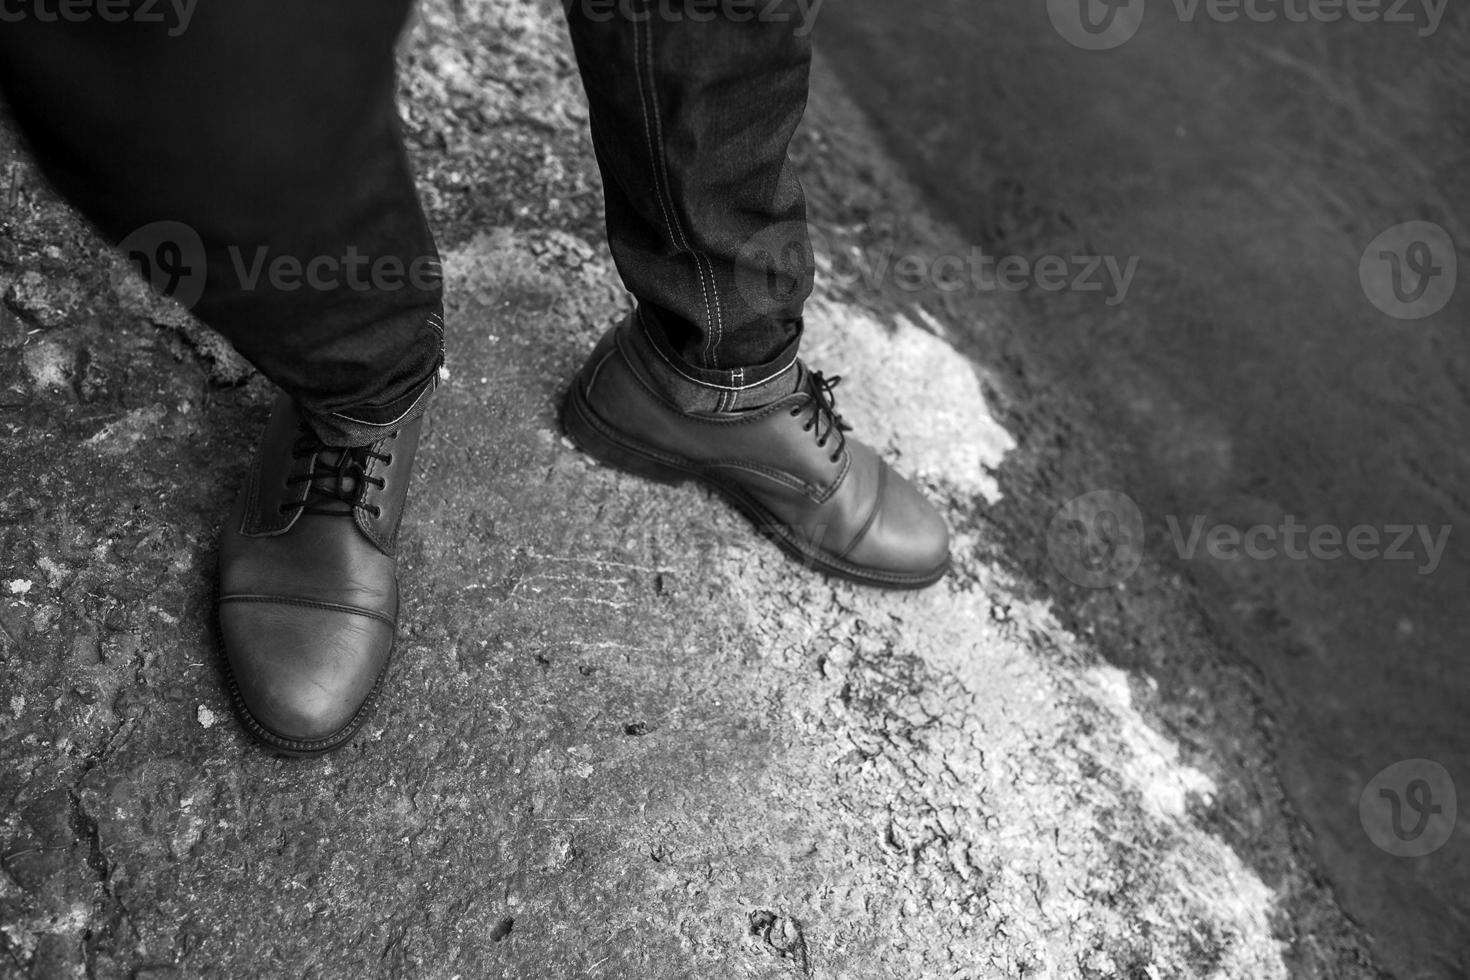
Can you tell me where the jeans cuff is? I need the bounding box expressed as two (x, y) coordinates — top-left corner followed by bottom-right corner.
(300, 366), (439, 446)
(635, 306), (801, 391)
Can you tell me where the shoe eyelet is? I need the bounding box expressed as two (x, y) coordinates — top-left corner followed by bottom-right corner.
(789, 408), (801, 417)
(383, 454), (394, 465)
(830, 453), (840, 463)
(368, 505), (382, 518)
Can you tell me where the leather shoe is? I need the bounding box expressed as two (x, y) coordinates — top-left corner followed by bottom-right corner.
(561, 318), (949, 588)
(218, 392), (421, 755)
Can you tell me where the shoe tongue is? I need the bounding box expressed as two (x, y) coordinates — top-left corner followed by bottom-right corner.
(791, 361), (808, 394)
(310, 447), (360, 501)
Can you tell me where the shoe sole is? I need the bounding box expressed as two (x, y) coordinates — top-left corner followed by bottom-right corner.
(213, 600), (391, 758)
(561, 381), (949, 590)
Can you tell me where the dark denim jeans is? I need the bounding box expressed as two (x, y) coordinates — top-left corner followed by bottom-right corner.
(0, 0), (816, 445)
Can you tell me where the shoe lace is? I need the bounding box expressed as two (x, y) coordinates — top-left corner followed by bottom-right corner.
(280, 427), (393, 519)
(789, 370), (852, 464)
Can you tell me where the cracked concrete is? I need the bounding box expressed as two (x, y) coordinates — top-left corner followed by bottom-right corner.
(1, 1), (1387, 977)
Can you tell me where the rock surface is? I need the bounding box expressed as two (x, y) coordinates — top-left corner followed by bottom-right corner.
(1, 1), (1384, 977)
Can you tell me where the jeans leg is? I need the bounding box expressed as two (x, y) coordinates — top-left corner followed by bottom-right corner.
(563, 0), (817, 381)
(0, 0), (442, 446)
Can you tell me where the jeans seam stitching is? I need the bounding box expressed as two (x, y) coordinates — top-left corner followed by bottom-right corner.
(635, 8), (725, 368)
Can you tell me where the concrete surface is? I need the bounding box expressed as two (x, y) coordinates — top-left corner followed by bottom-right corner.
(1, 1), (1388, 977)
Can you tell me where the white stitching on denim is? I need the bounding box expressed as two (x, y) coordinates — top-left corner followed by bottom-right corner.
(634, 7), (725, 368)
(326, 309), (447, 432)
(636, 309), (799, 392)
(329, 373), (433, 428)
(641, 15), (723, 362)
(632, 19), (682, 278)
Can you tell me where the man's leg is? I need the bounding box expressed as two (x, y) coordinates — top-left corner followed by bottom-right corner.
(560, 0), (951, 588)
(0, 1), (439, 752)
(564, 0), (813, 388)
(0, 0), (442, 442)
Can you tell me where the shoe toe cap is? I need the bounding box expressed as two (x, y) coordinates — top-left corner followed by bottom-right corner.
(845, 465), (950, 581)
(220, 599), (393, 751)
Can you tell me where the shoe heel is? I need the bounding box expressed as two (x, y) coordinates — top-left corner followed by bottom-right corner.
(561, 383), (689, 486)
